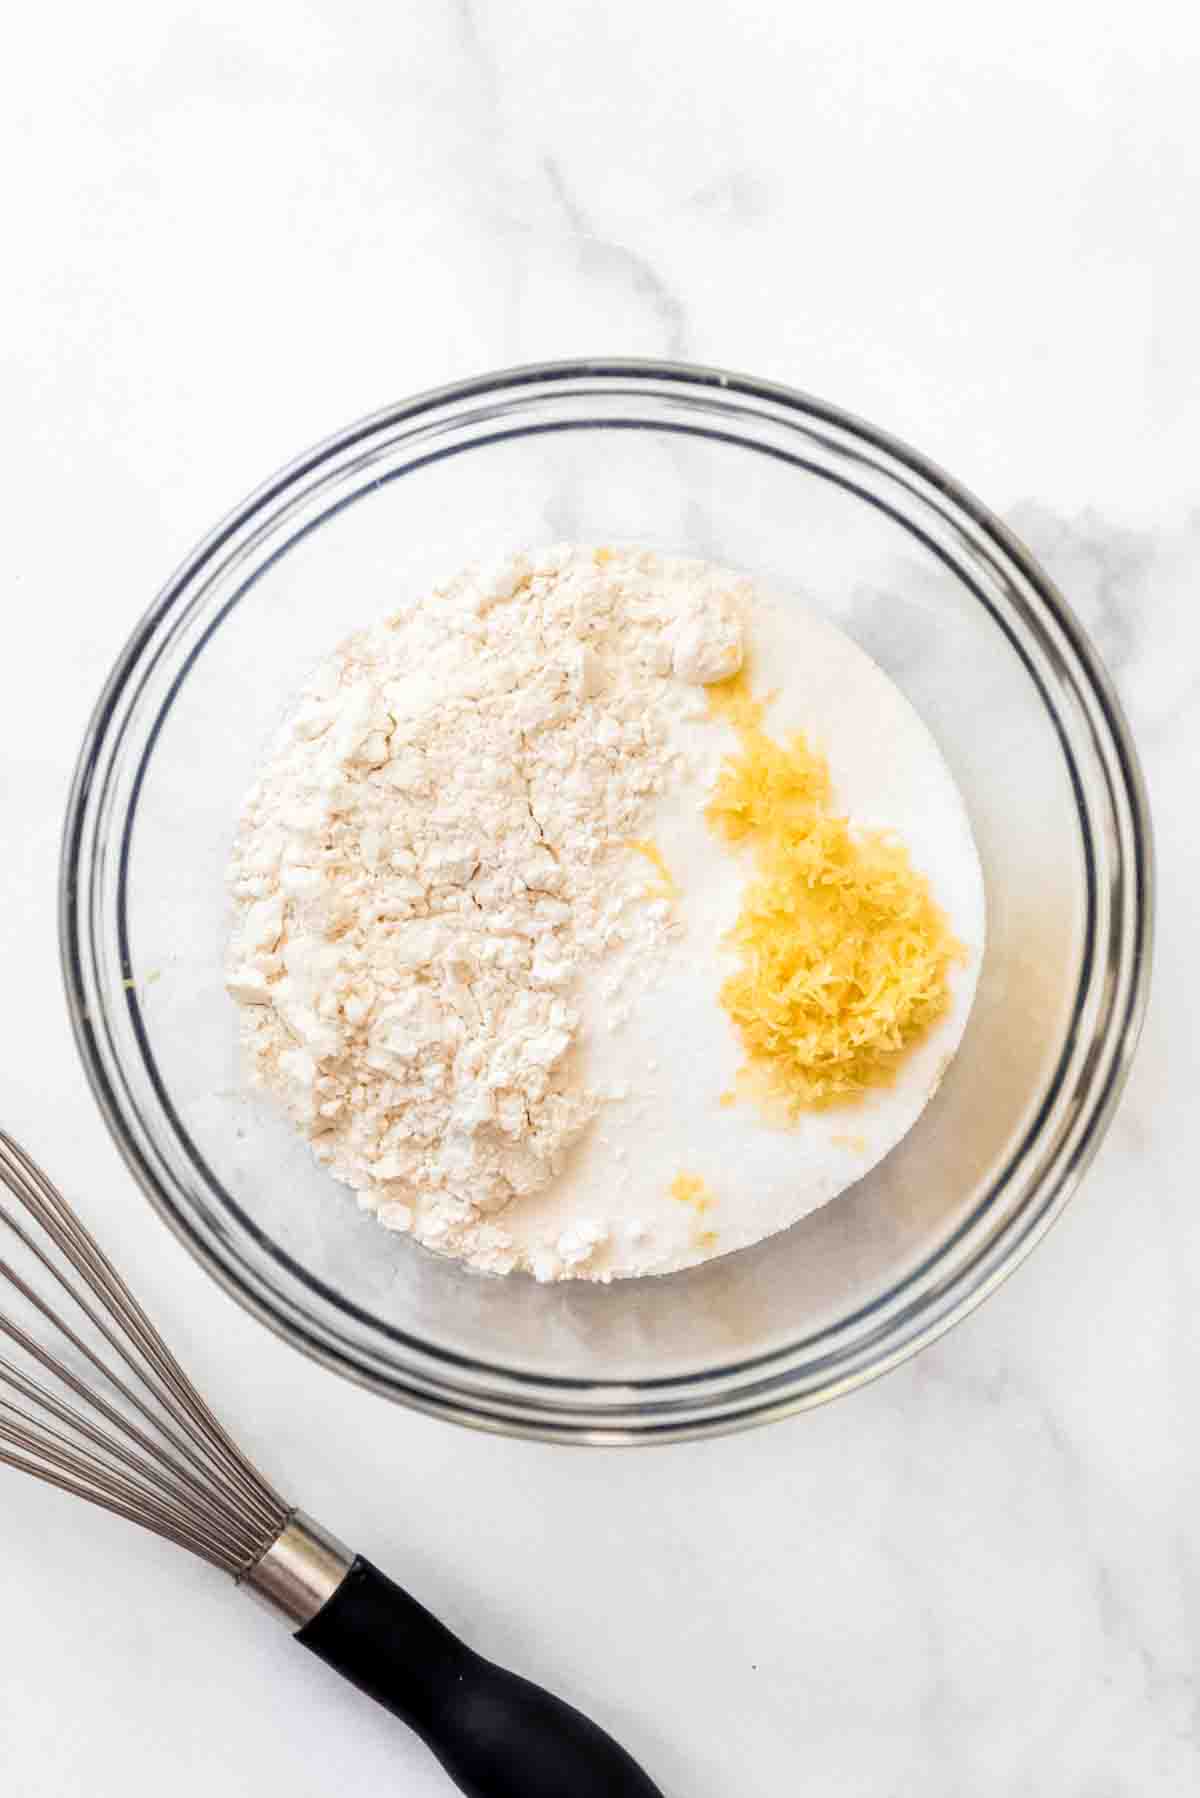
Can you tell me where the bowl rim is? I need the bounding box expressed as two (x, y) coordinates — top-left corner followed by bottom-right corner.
(60, 356), (1155, 1442)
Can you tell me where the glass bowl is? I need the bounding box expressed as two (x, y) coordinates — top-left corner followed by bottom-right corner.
(61, 360), (1152, 1443)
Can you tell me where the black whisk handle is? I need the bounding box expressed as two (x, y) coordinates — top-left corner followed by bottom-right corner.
(297, 1557), (664, 1798)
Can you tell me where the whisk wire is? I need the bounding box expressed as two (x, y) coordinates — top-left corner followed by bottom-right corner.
(2, 1135), (281, 1530)
(0, 1130), (290, 1575)
(0, 1350), (258, 1564)
(0, 1232), (266, 1551)
(0, 1401), (246, 1568)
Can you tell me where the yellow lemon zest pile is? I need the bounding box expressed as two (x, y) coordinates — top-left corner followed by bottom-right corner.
(706, 673), (962, 1112)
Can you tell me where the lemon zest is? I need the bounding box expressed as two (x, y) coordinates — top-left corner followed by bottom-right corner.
(706, 682), (962, 1112)
(669, 1170), (714, 1215)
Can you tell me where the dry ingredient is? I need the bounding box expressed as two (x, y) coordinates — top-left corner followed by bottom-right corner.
(227, 547), (985, 1283)
(705, 674), (964, 1110)
(226, 546), (746, 1279)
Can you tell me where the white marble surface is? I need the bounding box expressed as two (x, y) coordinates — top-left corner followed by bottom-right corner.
(2, 5), (1197, 1794)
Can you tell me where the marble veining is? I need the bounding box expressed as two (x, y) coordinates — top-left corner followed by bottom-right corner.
(2, 5), (1198, 1796)
(541, 152), (689, 357)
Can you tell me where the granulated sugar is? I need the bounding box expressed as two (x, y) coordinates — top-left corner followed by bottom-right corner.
(227, 547), (985, 1282)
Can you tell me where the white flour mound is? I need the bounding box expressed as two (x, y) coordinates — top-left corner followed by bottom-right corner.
(225, 546), (746, 1278)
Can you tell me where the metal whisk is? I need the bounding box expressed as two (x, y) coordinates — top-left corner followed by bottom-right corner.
(0, 1132), (288, 1572)
(0, 1130), (663, 1798)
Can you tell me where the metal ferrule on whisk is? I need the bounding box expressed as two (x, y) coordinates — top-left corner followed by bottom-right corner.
(241, 1511), (354, 1628)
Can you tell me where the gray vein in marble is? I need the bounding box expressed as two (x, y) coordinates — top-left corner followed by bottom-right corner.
(452, 0), (499, 112)
(541, 153), (687, 357)
(684, 167), (769, 225)
(445, 0), (524, 362)
(1007, 500), (1148, 676)
(531, 153), (702, 547)
(1008, 503), (1200, 763)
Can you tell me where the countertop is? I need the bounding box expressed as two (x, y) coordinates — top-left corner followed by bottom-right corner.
(3, 6), (1197, 1794)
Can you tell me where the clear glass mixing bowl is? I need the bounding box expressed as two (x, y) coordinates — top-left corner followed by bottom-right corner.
(61, 361), (1152, 1442)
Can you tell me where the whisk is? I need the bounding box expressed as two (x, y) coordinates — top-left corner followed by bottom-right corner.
(0, 1130), (663, 1798)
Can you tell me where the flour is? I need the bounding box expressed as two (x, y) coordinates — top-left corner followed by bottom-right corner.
(226, 546), (747, 1278)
